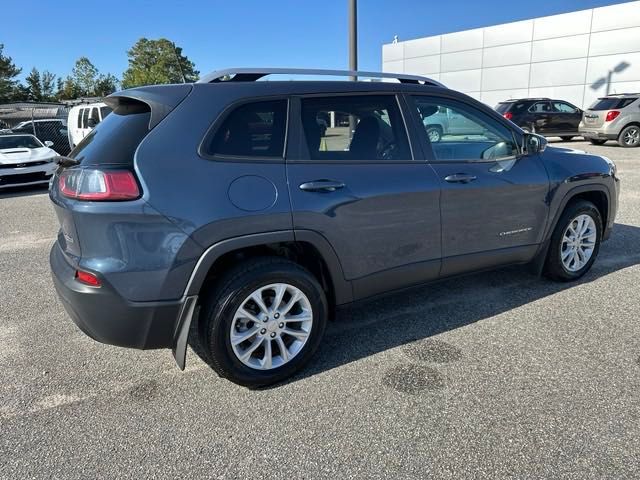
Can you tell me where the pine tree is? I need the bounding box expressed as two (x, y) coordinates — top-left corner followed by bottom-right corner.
(41, 71), (56, 101)
(0, 44), (21, 102)
(25, 68), (42, 101)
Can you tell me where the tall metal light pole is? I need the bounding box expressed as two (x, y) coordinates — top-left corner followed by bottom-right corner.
(349, 0), (358, 81)
(348, 0), (358, 137)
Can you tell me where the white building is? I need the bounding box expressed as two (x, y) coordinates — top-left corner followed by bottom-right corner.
(382, 0), (640, 109)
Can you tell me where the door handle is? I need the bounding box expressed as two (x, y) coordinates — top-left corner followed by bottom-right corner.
(444, 173), (477, 184)
(299, 180), (345, 192)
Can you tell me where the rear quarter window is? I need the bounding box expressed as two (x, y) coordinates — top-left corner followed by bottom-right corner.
(202, 99), (288, 159)
(69, 103), (151, 166)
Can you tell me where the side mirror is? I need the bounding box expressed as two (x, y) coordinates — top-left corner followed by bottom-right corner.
(87, 118), (97, 128)
(44, 140), (54, 147)
(523, 133), (547, 155)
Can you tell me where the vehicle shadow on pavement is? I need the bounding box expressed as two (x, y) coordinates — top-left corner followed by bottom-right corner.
(189, 223), (640, 386)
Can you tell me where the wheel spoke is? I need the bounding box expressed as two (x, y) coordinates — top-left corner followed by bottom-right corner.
(231, 327), (259, 346)
(261, 339), (273, 369)
(275, 336), (289, 363)
(240, 336), (264, 361)
(279, 291), (301, 315)
(285, 313), (312, 323)
(283, 328), (309, 341)
(236, 307), (261, 324)
(271, 284), (287, 312)
(562, 248), (573, 260)
(251, 290), (270, 315)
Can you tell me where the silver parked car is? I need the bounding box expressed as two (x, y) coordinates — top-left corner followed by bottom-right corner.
(579, 93), (640, 147)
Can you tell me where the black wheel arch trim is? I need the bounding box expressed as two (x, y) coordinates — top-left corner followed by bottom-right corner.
(183, 230), (353, 304)
(531, 183), (611, 275)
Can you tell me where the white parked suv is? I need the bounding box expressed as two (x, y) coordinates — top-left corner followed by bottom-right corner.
(67, 103), (112, 148)
(579, 93), (640, 147)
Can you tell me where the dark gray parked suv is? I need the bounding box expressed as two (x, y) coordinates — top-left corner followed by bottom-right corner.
(49, 68), (620, 387)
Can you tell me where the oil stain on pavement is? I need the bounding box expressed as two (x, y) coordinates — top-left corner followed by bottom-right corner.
(382, 364), (445, 394)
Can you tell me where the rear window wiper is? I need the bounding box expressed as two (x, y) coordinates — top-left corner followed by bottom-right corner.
(53, 156), (80, 167)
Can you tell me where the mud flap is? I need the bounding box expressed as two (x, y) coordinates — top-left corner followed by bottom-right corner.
(172, 295), (198, 370)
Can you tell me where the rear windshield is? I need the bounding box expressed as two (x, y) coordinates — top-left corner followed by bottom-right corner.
(69, 103), (150, 166)
(496, 102), (528, 113)
(589, 97), (638, 110)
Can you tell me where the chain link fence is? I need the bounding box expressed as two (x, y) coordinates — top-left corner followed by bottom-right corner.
(0, 103), (71, 155)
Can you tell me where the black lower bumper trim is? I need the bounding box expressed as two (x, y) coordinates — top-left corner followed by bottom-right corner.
(50, 242), (183, 349)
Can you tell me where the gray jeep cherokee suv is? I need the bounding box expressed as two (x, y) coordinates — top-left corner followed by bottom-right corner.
(49, 68), (619, 387)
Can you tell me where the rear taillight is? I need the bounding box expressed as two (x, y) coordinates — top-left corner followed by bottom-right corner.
(75, 269), (101, 287)
(605, 110), (620, 122)
(503, 112), (513, 120)
(59, 169), (140, 201)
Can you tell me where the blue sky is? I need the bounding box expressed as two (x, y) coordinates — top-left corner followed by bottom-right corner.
(3, 0), (631, 81)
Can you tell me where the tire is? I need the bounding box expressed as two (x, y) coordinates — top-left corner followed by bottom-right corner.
(544, 200), (602, 282)
(589, 139), (607, 145)
(618, 124), (640, 148)
(560, 136), (574, 141)
(427, 126), (442, 143)
(200, 257), (328, 388)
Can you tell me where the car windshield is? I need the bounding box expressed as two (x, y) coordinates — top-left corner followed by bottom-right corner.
(589, 97), (638, 110)
(495, 103), (512, 113)
(0, 135), (43, 149)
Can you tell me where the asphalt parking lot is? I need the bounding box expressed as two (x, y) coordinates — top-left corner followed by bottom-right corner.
(1, 140), (639, 479)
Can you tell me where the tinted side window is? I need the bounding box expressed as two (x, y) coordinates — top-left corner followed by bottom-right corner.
(412, 96), (518, 162)
(81, 108), (90, 128)
(90, 107), (100, 124)
(300, 95), (410, 161)
(100, 106), (113, 120)
(205, 100), (287, 158)
(530, 102), (552, 113)
(77, 109), (83, 128)
(553, 102), (577, 113)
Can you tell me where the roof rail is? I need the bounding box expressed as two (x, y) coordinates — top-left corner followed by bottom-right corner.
(197, 68), (445, 87)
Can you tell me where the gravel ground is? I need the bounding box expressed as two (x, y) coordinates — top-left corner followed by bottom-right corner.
(1, 140), (639, 479)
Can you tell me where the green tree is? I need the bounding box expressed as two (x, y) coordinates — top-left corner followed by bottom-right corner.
(0, 44), (22, 102)
(71, 57), (98, 96)
(122, 38), (198, 88)
(55, 77), (64, 100)
(94, 73), (119, 97)
(41, 70), (56, 101)
(58, 77), (80, 100)
(25, 68), (42, 101)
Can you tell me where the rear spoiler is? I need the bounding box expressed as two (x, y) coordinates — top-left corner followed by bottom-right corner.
(105, 84), (193, 129)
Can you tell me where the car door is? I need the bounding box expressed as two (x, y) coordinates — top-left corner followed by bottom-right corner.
(408, 94), (549, 277)
(528, 101), (554, 134)
(286, 93), (442, 300)
(551, 101), (582, 134)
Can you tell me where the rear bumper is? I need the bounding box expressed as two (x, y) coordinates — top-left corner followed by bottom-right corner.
(50, 241), (183, 349)
(578, 129), (618, 140)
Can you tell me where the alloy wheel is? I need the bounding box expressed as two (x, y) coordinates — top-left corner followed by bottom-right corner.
(622, 127), (639, 146)
(561, 214), (597, 272)
(230, 283), (313, 370)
